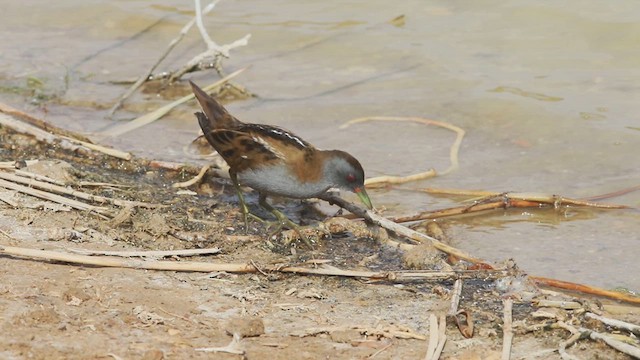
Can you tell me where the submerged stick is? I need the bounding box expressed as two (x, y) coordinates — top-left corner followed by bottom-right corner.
(100, 67), (247, 137)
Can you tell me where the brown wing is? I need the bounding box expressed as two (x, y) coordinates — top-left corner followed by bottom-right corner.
(206, 129), (283, 173)
(239, 124), (323, 182)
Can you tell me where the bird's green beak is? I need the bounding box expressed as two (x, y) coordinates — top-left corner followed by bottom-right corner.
(355, 187), (373, 209)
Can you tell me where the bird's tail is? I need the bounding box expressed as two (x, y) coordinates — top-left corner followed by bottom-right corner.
(189, 81), (241, 129)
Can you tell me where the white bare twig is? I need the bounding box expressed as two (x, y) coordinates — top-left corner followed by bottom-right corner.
(107, 0), (222, 117)
(168, 0), (250, 81)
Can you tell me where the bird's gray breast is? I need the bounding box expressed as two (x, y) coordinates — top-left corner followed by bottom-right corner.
(237, 166), (331, 199)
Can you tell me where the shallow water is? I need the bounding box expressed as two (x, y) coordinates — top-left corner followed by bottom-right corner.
(1, 0), (639, 290)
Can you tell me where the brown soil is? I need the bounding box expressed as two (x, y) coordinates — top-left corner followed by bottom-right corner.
(0, 118), (637, 359)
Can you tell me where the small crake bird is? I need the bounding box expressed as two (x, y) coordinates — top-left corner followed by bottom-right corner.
(190, 81), (373, 240)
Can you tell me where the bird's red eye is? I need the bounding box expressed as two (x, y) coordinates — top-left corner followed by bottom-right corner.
(346, 174), (356, 182)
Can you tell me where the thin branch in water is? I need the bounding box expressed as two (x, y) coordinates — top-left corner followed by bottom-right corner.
(340, 116), (465, 188)
(168, 0), (251, 82)
(0, 113), (131, 160)
(392, 191), (627, 223)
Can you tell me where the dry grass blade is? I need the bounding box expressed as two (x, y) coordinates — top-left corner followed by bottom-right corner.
(13, 169), (67, 186)
(0, 178), (111, 216)
(0, 160), (39, 169)
(340, 116), (465, 187)
(68, 247), (221, 258)
(100, 67), (247, 137)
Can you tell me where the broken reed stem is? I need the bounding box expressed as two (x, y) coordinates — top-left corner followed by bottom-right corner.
(555, 321), (581, 360)
(421, 189), (628, 209)
(585, 312), (640, 337)
(320, 194), (491, 266)
(392, 193), (627, 223)
(0, 178), (111, 217)
(502, 298), (513, 360)
(107, 0), (222, 117)
(0, 244), (506, 281)
(0, 171), (159, 209)
(0, 113), (131, 160)
(448, 279), (463, 316)
(532, 276), (640, 305)
(580, 327), (640, 358)
(340, 116), (465, 187)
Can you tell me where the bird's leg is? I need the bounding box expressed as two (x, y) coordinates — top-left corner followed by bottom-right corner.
(258, 194), (314, 248)
(230, 172), (264, 233)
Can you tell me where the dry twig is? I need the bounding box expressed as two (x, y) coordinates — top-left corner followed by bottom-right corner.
(170, 0), (251, 81)
(195, 333), (245, 355)
(533, 277), (640, 305)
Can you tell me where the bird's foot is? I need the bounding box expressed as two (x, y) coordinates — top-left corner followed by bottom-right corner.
(262, 209), (323, 250)
(279, 222), (332, 248)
